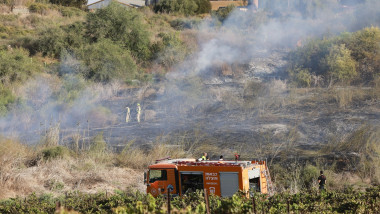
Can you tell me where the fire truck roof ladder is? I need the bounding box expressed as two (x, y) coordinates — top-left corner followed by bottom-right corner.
(263, 161), (274, 196)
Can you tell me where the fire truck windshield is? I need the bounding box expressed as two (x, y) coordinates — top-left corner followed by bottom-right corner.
(149, 169), (167, 183)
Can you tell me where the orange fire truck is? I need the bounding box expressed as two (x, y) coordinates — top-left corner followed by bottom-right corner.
(144, 158), (273, 197)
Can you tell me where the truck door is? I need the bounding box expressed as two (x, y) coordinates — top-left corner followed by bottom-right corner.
(220, 172), (239, 197)
(147, 169), (177, 196)
(180, 172), (204, 195)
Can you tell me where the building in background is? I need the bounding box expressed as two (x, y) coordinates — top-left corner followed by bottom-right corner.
(87, 0), (145, 10)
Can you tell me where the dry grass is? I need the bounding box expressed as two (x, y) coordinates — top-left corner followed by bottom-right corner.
(0, 137), (147, 199)
(330, 87), (366, 108)
(319, 125), (380, 186)
(115, 142), (189, 169)
(0, 132), (198, 198)
(0, 156), (145, 199)
(325, 170), (372, 192)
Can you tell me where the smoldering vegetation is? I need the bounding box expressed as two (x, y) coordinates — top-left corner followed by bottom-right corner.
(0, 0), (379, 150)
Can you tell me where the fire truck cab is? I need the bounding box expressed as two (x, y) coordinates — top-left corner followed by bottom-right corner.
(145, 158), (272, 197)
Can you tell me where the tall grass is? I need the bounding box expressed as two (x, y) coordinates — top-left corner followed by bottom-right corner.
(320, 125), (380, 186)
(115, 141), (188, 169)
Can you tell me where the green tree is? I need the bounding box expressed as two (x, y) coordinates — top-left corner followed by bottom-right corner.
(76, 39), (137, 83)
(324, 44), (357, 84)
(86, 2), (151, 60)
(289, 67), (312, 87)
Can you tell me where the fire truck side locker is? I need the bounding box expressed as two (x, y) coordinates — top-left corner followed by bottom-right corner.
(219, 172), (239, 197)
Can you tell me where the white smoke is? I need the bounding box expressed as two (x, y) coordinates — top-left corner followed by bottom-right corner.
(0, 0), (379, 147)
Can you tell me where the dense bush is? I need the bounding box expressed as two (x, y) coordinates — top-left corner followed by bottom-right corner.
(344, 27), (380, 82)
(194, 0), (211, 14)
(86, 2), (152, 61)
(212, 4), (236, 22)
(76, 39), (137, 83)
(33, 27), (67, 58)
(154, 0), (211, 16)
(324, 44), (357, 84)
(0, 48), (41, 85)
(170, 18), (201, 30)
(31, 22), (86, 58)
(41, 146), (69, 160)
(287, 27), (380, 87)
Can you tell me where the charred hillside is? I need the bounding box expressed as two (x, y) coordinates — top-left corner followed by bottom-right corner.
(93, 49), (378, 158)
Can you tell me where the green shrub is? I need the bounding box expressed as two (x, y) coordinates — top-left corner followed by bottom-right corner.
(34, 27), (66, 57)
(61, 22), (86, 49)
(289, 67), (312, 87)
(76, 39), (137, 83)
(89, 132), (107, 154)
(154, 0), (198, 16)
(301, 165), (319, 189)
(0, 48), (41, 86)
(170, 18), (201, 30)
(54, 73), (87, 104)
(28, 3), (49, 15)
(345, 27), (380, 82)
(31, 22), (86, 58)
(213, 4), (236, 22)
(41, 146), (69, 160)
(194, 0), (211, 14)
(86, 2), (152, 61)
(59, 6), (85, 17)
(0, 88), (16, 116)
(287, 27), (380, 86)
(324, 44), (357, 84)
